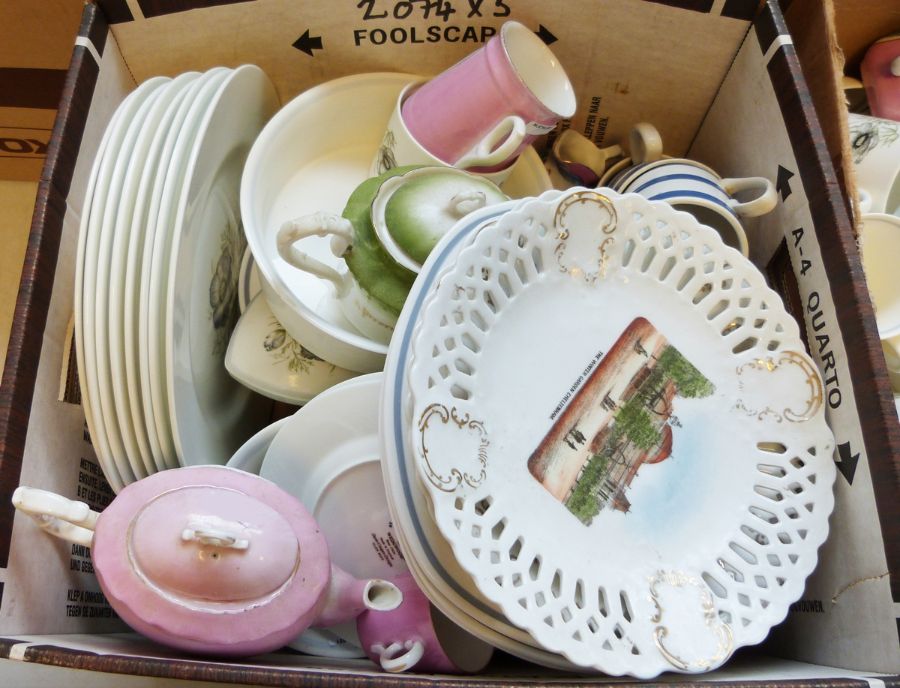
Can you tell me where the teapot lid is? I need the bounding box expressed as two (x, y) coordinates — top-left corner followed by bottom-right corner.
(91, 465), (331, 655)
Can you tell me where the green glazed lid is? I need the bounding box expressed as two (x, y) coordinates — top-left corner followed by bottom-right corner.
(378, 168), (508, 268)
(343, 166), (508, 316)
(341, 166), (420, 317)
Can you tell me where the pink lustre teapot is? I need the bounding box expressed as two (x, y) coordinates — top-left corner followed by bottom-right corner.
(12, 465), (402, 656)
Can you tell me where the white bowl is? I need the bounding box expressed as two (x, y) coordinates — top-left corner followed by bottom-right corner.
(241, 73), (420, 373)
(240, 72), (552, 373)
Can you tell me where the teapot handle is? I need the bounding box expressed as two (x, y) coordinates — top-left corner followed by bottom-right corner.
(12, 487), (98, 548)
(276, 212), (356, 296)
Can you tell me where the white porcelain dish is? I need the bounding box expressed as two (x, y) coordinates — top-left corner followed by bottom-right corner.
(407, 189), (836, 677)
(164, 64), (278, 466)
(225, 294), (357, 405)
(381, 196), (567, 654)
(260, 374), (407, 657)
(240, 72), (551, 374)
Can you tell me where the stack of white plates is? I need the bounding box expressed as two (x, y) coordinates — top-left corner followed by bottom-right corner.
(74, 66), (278, 491)
(381, 187), (838, 676)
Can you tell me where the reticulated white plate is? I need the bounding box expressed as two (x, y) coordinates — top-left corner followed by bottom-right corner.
(381, 193), (574, 661)
(139, 68), (227, 471)
(394, 507), (579, 671)
(79, 76), (168, 490)
(114, 72), (200, 475)
(164, 64), (278, 465)
(407, 189), (836, 677)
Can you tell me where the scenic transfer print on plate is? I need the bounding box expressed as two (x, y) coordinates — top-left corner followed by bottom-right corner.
(528, 316), (714, 526)
(407, 189), (836, 677)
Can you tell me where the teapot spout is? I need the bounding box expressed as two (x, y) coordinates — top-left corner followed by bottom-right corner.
(314, 565), (402, 628)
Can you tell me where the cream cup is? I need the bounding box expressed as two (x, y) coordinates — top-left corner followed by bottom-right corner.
(608, 158), (777, 257)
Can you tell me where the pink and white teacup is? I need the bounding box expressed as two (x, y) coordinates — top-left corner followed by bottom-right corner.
(371, 81), (525, 185)
(356, 572), (494, 674)
(401, 20), (576, 170)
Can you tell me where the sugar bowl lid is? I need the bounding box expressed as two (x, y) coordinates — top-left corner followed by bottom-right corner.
(92, 465), (331, 655)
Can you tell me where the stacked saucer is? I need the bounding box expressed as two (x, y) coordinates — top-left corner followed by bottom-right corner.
(75, 66), (278, 491)
(381, 187), (838, 676)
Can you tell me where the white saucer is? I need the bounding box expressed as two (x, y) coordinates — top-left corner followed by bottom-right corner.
(241, 72), (552, 374)
(225, 294), (357, 405)
(260, 374), (406, 658)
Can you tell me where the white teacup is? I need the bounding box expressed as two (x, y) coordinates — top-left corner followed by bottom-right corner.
(371, 81), (525, 185)
(608, 158), (777, 256)
(848, 114), (900, 215)
(859, 212), (900, 392)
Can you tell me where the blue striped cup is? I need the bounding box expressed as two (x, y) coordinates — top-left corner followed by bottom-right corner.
(607, 158), (776, 256)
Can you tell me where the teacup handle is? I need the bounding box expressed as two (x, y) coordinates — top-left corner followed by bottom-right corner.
(372, 640), (425, 673)
(276, 212), (355, 297)
(630, 122), (664, 164)
(454, 116), (526, 169)
(11, 487), (98, 548)
(721, 176), (778, 218)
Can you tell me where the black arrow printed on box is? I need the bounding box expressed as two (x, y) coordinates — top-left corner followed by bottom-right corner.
(835, 441), (860, 485)
(776, 164), (795, 201)
(293, 29), (323, 57)
(536, 24), (557, 45)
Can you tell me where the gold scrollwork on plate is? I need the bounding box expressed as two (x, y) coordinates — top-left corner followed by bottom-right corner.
(417, 403), (489, 493)
(648, 570), (733, 672)
(734, 350), (824, 423)
(552, 191), (618, 284)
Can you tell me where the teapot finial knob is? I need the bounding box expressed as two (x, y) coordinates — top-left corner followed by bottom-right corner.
(181, 514), (250, 550)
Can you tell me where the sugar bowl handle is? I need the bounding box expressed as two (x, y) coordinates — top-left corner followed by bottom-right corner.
(12, 487), (98, 548)
(276, 212), (356, 296)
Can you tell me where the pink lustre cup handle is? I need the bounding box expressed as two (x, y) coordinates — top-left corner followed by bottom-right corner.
(276, 212), (355, 296)
(372, 640), (425, 673)
(454, 115), (526, 169)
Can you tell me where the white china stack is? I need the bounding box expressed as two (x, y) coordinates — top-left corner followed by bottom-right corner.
(74, 66), (277, 491)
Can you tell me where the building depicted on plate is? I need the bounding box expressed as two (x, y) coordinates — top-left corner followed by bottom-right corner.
(527, 317), (714, 525)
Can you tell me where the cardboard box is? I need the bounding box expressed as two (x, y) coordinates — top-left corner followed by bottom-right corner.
(0, 0), (897, 684)
(0, 0), (84, 182)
